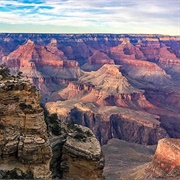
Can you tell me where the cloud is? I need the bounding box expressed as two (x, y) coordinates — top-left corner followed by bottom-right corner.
(0, 0), (179, 35)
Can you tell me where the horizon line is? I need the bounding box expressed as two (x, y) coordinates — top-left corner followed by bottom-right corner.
(0, 32), (179, 37)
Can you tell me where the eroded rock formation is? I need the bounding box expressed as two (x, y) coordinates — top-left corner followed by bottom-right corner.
(46, 64), (170, 145)
(150, 138), (180, 177)
(60, 124), (104, 180)
(2, 39), (81, 97)
(0, 34), (180, 178)
(0, 66), (104, 179)
(0, 66), (52, 179)
(102, 138), (180, 180)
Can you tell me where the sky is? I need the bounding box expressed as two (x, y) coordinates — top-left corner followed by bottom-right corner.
(0, 0), (179, 35)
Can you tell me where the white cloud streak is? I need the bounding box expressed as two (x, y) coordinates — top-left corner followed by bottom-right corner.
(0, 0), (179, 34)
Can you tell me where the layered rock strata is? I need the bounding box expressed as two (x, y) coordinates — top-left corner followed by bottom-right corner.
(0, 66), (104, 179)
(45, 112), (104, 179)
(0, 66), (52, 179)
(60, 124), (104, 180)
(127, 138), (180, 180)
(2, 39), (81, 97)
(102, 138), (180, 180)
(46, 65), (169, 145)
(151, 138), (180, 177)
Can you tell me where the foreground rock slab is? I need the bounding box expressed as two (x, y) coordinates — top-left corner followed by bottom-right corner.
(150, 138), (180, 177)
(0, 66), (52, 179)
(58, 123), (104, 180)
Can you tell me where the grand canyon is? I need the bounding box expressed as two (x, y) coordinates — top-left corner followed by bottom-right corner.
(0, 33), (180, 179)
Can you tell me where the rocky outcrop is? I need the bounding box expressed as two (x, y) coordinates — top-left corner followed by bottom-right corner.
(0, 66), (104, 179)
(1, 33), (180, 142)
(46, 38), (67, 60)
(60, 124), (104, 180)
(46, 99), (169, 146)
(45, 112), (104, 179)
(0, 33), (179, 67)
(2, 39), (79, 73)
(1, 33), (180, 93)
(120, 60), (172, 87)
(151, 138), (180, 177)
(0, 66), (52, 179)
(126, 138), (180, 180)
(68, 106), (169, 145)
(0, 33), (180, 178)
(87, 50), (114, 65)
(125, 138), (180, 180)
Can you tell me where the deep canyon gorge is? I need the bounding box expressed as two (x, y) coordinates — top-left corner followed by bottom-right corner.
(0, 33), (180, 179)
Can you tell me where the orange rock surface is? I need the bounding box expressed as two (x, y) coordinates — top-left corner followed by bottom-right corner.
(152, 138), (180, 173)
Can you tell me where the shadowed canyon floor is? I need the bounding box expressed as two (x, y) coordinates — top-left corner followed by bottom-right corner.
(102, 138), (180, 180)
(102, 138), (156, 180)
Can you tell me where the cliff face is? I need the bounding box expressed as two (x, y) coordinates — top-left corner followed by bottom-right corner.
(0, 66), (104, 179)
(2, 39), (81, 98)
(60, 124), (104, 180)
(151, 138), (180, 177)
(1, 34), (180, 88)
(0, 33), (180, 179)
(0, 66), (52, 179)
(128, 138), (180, 179)
(46, 64), (170, 145)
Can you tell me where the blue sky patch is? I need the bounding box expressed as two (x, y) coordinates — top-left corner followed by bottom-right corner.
(0, 0), (179, 35)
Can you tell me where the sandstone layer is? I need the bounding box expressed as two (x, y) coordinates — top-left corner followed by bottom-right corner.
(126, 138), (180, 180)
(2, 39), (81, 97)
(151, 138), (180, 177)
(0, 33), (180, 179)
(45, 112), (104, 179)
(0, 65), (52, 179)
(60, 124), (104, 180)
(0, 66), (104, 179)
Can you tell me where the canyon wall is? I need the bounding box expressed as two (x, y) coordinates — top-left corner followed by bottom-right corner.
(0, 65), (104, 179)
(1, 33), (180, 146)
(0, 66), (52, 179)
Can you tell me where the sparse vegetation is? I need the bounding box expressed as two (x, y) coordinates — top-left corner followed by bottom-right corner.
(43, 111), (61, 136)
(0, 65), (11, 79)
(68, 123), (93, 142)
(19, 103), (32, 111)
(17, 71), (23, 78)
(0, 168), (33, 179)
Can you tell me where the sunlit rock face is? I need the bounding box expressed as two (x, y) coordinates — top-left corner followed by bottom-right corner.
(60, 124), (104, 180)
(0, 33), (180, 179)
(46, 64), (170, 145)
(0, 66), (52, 179)
(0, 66), (104, 179)
(152, 138), (180, 175)
(2, 39), (81, 97)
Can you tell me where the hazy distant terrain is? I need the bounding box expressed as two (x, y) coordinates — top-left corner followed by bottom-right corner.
(1, 33), (180, 145)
